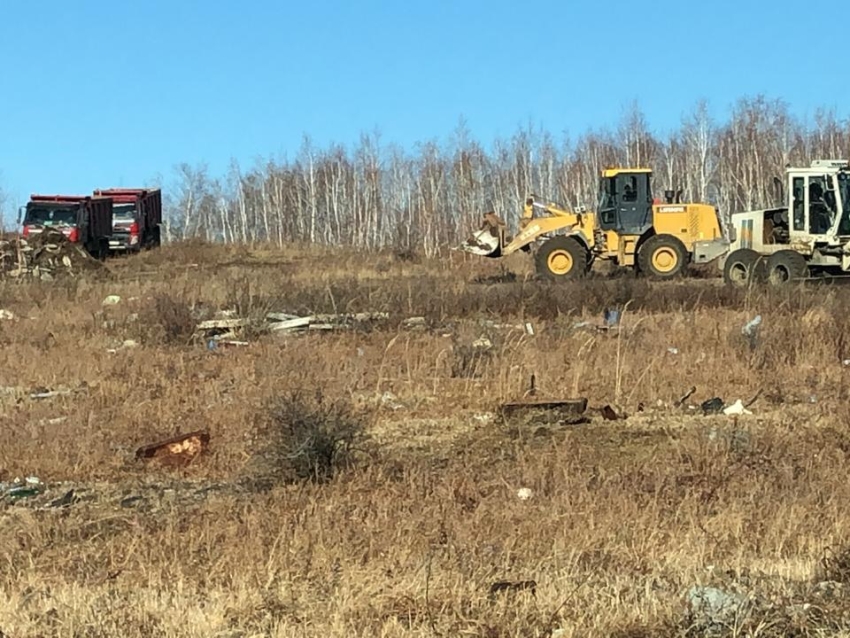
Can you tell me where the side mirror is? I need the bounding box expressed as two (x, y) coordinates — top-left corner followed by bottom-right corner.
(17, 205), (25, 225)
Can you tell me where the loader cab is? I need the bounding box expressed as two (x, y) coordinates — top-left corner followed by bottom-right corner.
(597, 169), (653, 235)
(787, 160), (850, 239)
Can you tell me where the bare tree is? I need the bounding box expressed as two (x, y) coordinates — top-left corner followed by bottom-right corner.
(151, 96), (850, 252)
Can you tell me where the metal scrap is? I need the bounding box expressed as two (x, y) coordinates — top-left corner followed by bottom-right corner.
(500, 397), (589, 427)
(135, 430), (210, 465)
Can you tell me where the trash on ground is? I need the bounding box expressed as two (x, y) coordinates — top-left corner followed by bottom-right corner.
(572, 312), (622, 333)
(742, 314), (762, 349)
(723, 399), (753, 416)
(196, 311), (390, 341)
(49, 489), (80, 508)
(380, 391), (405, 411)
(472, 336), (493, 350)
(0, 309), (14, 320)
(102, 295), (121, 306)
(516, 487), (533, 500)
(135, 430), (210, 465)
(603, 308), (620, 327)
(686, 585), (750, 632)
(700, 397), (725, 415)
(675, 386), (697, 408)
(500, 397), (588, 427)
(0, 230), (107, 280)
(403, 316), (428, 330)
(599, 404), (626, 421)
(667, 347), (679, 355)
(1, 476), (44, 502)
(107, 339), (139, 354)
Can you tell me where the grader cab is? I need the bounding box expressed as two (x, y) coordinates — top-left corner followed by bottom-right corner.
(721, 159), (850, 286)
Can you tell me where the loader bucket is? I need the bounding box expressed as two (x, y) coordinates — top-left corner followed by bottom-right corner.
(458, 212), (505, 257)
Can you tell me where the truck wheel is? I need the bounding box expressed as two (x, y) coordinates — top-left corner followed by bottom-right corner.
(723, 249), (767, 287)
(637, 234), (687, 279)
(766, 250), (808, 286)
(535, 236), (588, 281)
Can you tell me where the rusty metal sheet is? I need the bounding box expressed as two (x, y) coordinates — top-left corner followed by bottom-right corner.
(135, 430), (210, 465)
(500, 397), (588, 426)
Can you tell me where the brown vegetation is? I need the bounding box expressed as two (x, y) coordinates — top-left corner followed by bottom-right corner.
(2, 243), (850, 636)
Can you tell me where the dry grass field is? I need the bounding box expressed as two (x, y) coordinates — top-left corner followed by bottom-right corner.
(3, 241), (850, 637)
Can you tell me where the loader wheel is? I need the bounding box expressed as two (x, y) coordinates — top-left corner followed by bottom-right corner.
(638, 235), (687, 279)
(723, 249), (767, 288)
(535, 236), (587, 281)
(766, 250), (808, 286)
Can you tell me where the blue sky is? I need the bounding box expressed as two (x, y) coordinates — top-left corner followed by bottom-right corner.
(0, 0), (845, 215)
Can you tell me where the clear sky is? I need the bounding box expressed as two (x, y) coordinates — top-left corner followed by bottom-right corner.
(0, 0), (844, 213)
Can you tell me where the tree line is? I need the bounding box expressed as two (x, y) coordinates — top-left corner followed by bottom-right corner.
(58, 96), (850, 255)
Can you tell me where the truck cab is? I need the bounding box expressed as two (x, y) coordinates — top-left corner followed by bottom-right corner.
(93, 188), (163, 252)
(19, 195), (114, 259)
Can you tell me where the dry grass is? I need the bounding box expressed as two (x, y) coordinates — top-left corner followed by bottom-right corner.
(2, 242), (850, 636)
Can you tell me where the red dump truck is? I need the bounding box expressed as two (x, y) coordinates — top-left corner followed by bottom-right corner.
(19, 194), (114, 259)
(92, 188), (162, 252)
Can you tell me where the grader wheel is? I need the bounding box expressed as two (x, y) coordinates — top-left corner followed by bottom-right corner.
(766, 250), (808, 286)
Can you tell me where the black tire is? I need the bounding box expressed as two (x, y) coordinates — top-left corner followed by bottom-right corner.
(637, 234), (688, 279)
(766, 250), (808, 286)
(723, 248), (767, 288)
(534, 235), (588, 281)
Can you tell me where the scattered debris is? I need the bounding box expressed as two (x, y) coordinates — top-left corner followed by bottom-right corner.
(30, 386), (77, 400)
(380, 391), (406, 411)
(516, 487), (534, 501)
(500, 397), (588, 427)
(102, 295), (121, 306)
(49, 489), (80, 508)
(403, 316), (428, 331)
(667, 346), (679, 355)
(0, 230), (107, 280)
(742, 314), (762, 349)
(723, 399), (753, 416)
(0, 309), (14, 320)
(472, 412), (496, 425)
(603, 308), (620, 327)
(135, 430), (210, 466)
(107, 339), (139, 354)
(686, 585), (750, 633)
(675, 386), (697, 408)
(472, 336), (493, 350)
(1, 476), (44, 502)
(572, 311), (622, 334)
(700, 397), (725, 415)
(195, 311), (390, 342)
(599, 404), (626, 421)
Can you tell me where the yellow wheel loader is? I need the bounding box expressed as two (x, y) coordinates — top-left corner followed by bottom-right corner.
(460, 169), (728, 281)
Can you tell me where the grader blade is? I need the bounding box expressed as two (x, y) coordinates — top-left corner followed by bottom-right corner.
(458, 212), (506, 257)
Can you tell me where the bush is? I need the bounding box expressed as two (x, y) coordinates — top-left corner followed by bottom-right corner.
(139, 293), (197, 346)
(263, 389), (371, 483)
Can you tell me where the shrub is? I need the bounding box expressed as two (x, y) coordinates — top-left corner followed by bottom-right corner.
(263, 389), (372, 483)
